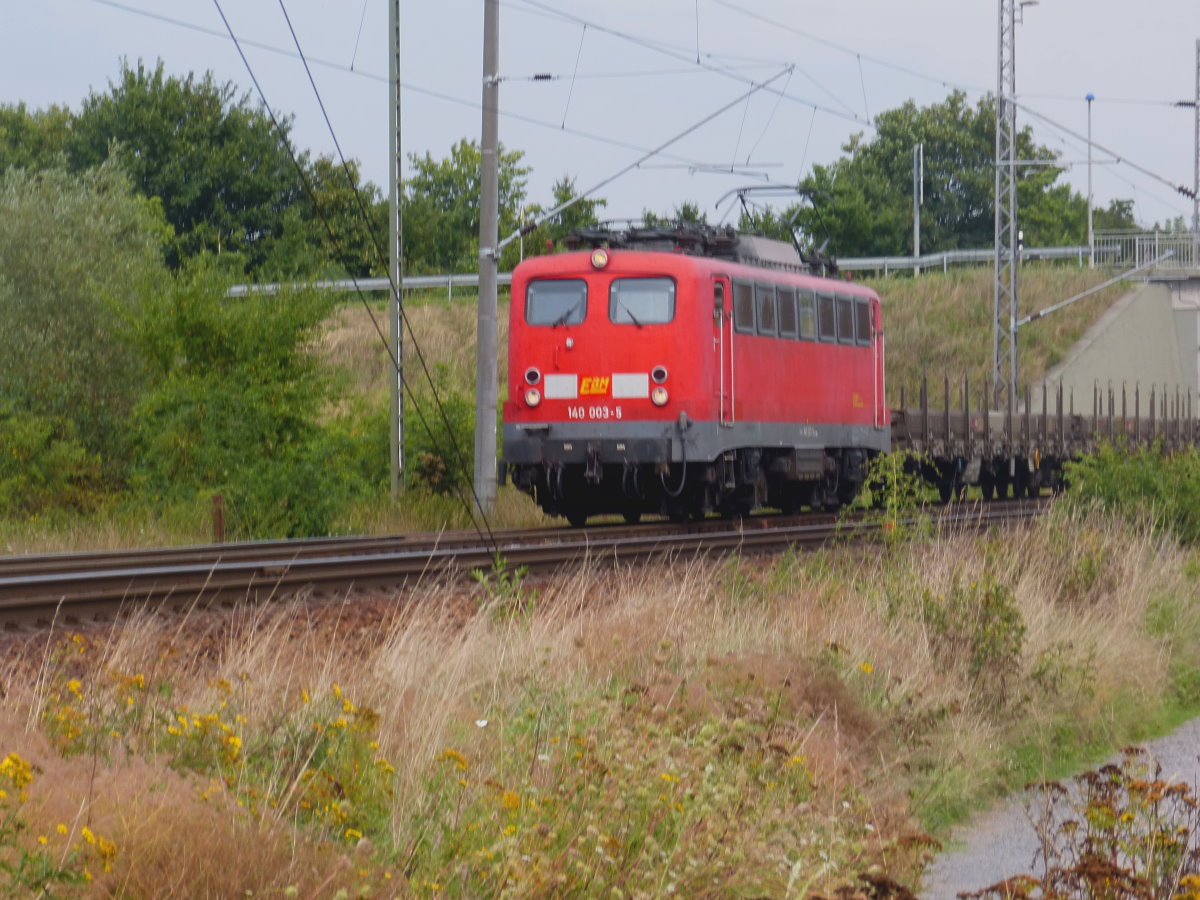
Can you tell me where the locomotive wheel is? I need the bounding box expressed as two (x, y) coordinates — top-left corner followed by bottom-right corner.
(938, 480), (953, 503)
(622, 511), (642, 525)
(566, 511), (588, 528)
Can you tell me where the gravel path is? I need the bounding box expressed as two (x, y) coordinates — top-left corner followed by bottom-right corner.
(921, 717), (1200, 899)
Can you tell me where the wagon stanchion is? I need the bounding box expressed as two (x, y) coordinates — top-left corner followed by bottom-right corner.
(1135, 384), (1141, 445)
(1150, 385), (1157, 442)
(1024, 384), (1031, 447)
(1121, 383), (1127, 441)
(984, 378), (991, 448)
(964, 376), (972, 461)
(1107, 383), (1115, 442)
(943, 374), (951, 447)
(921, 375), (929, 448)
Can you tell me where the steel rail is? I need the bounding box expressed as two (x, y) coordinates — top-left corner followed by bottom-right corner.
(0, 501), (1044, 626)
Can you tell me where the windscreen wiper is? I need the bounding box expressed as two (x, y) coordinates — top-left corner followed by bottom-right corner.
(552, 300), (581, 328)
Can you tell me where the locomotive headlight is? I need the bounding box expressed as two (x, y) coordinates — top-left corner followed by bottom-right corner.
(590, 247), (610, 269)
(524, 366), (541, 385)
(651, 386), (669, 407)
(651, 365), (668, 384)
(524, 388), (542, 408)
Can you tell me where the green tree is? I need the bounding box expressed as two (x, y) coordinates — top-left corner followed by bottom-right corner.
(69, 59), (305, 273)
(402, 139), (530, 273)
(789, 91), (1135, 258)
(0, 103), (72, 172)
(0, 162), (169, 488)
(505, 175), (607, 266)
(266, 156), (389, 280)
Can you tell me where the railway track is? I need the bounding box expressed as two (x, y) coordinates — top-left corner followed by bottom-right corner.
(0, 500), (1047, 627)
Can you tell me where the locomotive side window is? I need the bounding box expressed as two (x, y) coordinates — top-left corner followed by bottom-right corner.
(835, 295), (855, 345)
(817, 293), (837, 342)
(733, 281), (755, 334)
(777, 287), (798, 339)
(610, 277), (675, 325)
(797, 290), (817, 340)
(527, 279), (587, 326)
(854, 298), (872, 346)
(755, 284), (777, 336)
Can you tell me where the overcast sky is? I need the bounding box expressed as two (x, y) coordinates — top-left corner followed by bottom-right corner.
(4, 0), (1198, 237)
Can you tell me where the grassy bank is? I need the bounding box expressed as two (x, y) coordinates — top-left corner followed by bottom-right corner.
(2, 505), (1197, 897)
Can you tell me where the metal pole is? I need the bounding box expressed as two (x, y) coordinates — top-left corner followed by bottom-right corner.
(388, 0), (404, 498)
(993, 0), (1020, 408)
(913, 143), (923, 276)
(1086, 92), (1095, 269)
(474, 0), (500, 515)
(1193, 38), (1199, 266)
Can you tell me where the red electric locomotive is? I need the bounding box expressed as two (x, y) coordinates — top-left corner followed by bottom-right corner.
(501, 225), (888, 526)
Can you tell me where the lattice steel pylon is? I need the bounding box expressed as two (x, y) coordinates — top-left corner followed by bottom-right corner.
(1193, 38), (1198, 236)
(993, 0), (1019, 409)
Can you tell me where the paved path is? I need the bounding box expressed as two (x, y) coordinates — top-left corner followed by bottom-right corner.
(921, 718), (1200, 899)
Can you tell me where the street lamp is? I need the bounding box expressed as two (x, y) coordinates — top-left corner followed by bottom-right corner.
(1086, 92), (1095, 268)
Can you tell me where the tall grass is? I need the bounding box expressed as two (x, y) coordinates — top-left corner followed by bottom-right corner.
(2, 507), (1197, 896)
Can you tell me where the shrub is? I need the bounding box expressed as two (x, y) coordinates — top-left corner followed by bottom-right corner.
(0, 407), (103, 515)
(1064, 444), (1200, 544)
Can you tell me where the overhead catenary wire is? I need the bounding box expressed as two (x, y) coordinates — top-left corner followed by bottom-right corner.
(708, 0), (991, 96)
(348, 0), (369, 70)
(496, 67), (795, 252)
(1015, 99), (1196, 204)
(272, 0), (500, 543)
(210, 0), (499, 548)
(80, 0), (781, 200)
(561, 24), (586, 129)
(508, 0), (876, 129)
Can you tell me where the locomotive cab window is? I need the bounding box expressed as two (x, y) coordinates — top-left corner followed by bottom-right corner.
(817, 293), (837, 342)
(797, 290), (817, 341)
(836, 295), (855, 345)
(777, 287), (798, 339)
(854, 299), (872, 346)
(609, 277), (675, 325)
(526, 279), (587, 326)
(755, 284), (777, 336)
(733, 281), (755, 334)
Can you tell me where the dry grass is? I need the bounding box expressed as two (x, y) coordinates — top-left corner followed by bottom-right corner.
(0, 506), (1196, 896)
(316, 292), (510, 408)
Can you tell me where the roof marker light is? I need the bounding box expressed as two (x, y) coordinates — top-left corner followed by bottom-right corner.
(590, 248), (610, 269)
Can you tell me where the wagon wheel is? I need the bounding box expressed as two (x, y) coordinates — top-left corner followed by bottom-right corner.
(566, 511), (588, 528)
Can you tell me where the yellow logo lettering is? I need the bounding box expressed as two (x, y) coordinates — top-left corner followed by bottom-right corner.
(581, 377), (610, 396)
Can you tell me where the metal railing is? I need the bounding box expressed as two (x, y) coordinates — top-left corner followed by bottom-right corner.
(227, 235), (1200, 298)
(1093, 230), (1200, 271)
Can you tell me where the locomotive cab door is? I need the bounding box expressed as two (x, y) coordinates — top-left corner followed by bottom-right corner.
(714, 277), (734, 426)
(872, 299), (886, 429)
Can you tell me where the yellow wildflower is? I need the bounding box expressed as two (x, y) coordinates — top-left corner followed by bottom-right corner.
(438, 749), (469, 771)
(858, 661), (874, 674)
(0, 753), (34, 789)
(502, 790), (520, 810)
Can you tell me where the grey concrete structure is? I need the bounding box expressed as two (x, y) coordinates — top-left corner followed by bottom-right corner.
(1038, 277), (1200, 403)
